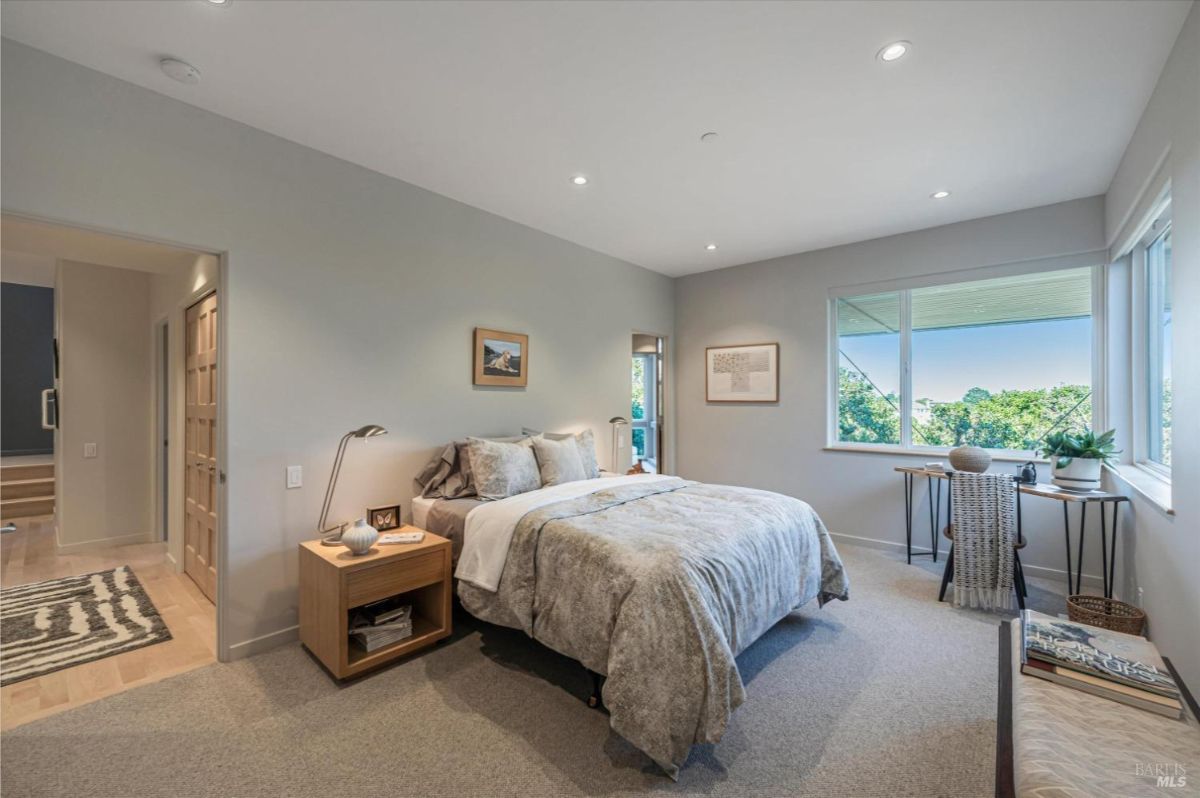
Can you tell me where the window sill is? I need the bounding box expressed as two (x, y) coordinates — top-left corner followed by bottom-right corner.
(1104, 463), (1173, 516)
(823, 443), (1046, 465)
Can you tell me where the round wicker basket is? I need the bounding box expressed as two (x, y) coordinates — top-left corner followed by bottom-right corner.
(1066, 595), (1146, 636)
(948, 445), (992, 473)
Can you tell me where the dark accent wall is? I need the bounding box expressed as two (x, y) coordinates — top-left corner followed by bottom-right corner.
(1, 282), (55, 455)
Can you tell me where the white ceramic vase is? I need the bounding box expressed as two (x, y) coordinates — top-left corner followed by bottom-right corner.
(341, 518), (379, 556)
(1051, 458), (1101, 491)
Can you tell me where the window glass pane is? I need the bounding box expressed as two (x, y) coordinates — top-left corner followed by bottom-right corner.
(1148, 229), (1172, 466)
(837, 292), (901, 444)
(910, 268), (1092, 450)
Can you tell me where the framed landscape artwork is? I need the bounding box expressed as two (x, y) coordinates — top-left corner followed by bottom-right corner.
(705, 343), (779, 402)
(474, 327), (529, 387)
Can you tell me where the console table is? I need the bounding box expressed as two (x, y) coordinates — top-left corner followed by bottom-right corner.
(895, 466), (1129, 598)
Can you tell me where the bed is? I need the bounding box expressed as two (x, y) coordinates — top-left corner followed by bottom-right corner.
(415, 465), (849, 778)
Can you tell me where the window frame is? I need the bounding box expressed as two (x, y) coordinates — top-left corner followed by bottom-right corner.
(827, 258), (1104, 459)
(1130, 198), (1173, 482)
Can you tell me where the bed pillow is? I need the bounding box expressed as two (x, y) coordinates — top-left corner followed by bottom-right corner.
(531, 435), (588, 486)
(522, 428), (600, 479)
(467, 435), (542, 500)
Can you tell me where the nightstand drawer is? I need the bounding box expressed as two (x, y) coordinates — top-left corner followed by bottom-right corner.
(346, 550), (445, 608)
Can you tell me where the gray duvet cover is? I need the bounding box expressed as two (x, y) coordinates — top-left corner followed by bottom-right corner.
(457, 477), (849, 778)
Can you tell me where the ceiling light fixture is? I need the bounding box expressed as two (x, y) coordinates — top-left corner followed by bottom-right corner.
(159, 58), (201, 85)
(205, 0), (232, 5)
(877, 41), (910, 63)
(705, 243), (718, 251)
(571, 175), (588, 186)
(930, 190), (951, 199)
(700, 132), (719, 143)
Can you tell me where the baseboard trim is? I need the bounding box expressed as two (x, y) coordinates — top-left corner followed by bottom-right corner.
(829, 531), (1105, 589)
(56, 531), (154, 553)
(227, 625), (299, 661)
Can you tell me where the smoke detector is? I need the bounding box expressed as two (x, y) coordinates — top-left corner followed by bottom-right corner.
(160, 58), (201, 85)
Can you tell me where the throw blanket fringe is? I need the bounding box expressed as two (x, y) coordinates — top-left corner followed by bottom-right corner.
(951, 473), (1015, 610)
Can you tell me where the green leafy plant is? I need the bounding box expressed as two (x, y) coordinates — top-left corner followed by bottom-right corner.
(1038, 427), (1120, 468)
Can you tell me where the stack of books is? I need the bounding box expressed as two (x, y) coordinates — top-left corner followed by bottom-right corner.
(349, 597), (413, 653)
(1020, 609), (1183, 718)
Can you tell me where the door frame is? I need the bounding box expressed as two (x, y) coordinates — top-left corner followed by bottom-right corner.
(632, 329), (671, 475)
(3, 210), (231, 662)
(153, 314), (170, 542)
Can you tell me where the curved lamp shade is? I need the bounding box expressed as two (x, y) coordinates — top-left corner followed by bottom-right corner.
(319, 424), (388, 543)
(608, 416), (628, 425)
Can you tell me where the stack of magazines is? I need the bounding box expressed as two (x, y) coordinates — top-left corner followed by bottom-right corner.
(1020, 609), (1182, 718)
(349, 597), (413, 653)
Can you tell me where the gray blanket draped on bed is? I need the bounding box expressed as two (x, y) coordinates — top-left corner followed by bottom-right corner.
(457, 478), (849, 778)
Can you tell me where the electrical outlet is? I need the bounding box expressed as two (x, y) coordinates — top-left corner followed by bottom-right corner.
(286, 465), (303, 489)
(83, 442), (98, 458)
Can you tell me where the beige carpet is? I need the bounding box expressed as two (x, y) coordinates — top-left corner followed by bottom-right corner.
(0, 543), (1065, 797)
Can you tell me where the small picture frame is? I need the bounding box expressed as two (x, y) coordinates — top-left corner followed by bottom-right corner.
(367, 504), (401, 532)
(474, 327), (528, 387)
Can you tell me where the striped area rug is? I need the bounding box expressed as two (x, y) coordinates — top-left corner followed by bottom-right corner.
(0, 566), (172, 686)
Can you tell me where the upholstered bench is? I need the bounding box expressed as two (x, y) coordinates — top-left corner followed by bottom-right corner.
(996, 620), (1200, 797)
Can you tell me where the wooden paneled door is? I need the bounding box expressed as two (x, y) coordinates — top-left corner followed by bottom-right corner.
(184, 293), (218, 604)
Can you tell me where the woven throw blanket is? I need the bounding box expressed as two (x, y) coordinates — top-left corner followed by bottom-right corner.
(951, 473), (1015, 610)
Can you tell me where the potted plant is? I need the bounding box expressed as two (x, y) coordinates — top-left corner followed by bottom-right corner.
(1039, 428), (1119, 491)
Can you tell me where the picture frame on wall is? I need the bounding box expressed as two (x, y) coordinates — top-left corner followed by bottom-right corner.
(474, 327), (529, 387)
(705, 343), (779, 403)
(367, 504), (401, 532)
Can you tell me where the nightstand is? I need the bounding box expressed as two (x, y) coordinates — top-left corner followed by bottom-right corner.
(299, 526), (451, 679)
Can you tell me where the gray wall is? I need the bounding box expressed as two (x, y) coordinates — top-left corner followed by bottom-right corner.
(1, 41), (674, 657)
(675, 196), (1108, 584)
(0, 282), (54, 455)
(1101, 3), (1199, 691)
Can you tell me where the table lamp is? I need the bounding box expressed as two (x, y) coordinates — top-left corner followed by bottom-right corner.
(318, 424), (388, 546)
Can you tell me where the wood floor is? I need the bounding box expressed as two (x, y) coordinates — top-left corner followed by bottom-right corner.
(0, 515), (216, 730)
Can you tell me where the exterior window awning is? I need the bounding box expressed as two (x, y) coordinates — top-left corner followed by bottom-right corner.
(837, 267), (1092, 337)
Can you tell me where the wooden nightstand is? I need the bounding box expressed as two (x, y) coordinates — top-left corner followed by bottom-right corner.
(299, 527), (451, 679)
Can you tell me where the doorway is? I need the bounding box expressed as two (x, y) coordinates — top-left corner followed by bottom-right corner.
(631, 334), (664, 473)
(0, 214), (221, 729)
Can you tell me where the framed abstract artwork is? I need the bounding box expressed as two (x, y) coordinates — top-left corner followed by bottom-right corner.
(473, 327), (528, 387)
(705, 343), (779, 402)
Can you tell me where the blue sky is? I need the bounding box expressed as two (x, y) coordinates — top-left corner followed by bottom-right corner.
(841, 317), (1092, 401)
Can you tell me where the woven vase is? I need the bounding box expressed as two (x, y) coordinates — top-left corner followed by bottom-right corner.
(948, 445), (991, 473)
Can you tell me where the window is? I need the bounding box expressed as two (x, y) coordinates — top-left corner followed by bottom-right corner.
(1142, 209), (1172, 472)
(833, 266), (1095, 454)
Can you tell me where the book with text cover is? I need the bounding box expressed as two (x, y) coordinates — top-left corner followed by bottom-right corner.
(1022, 657), (1183, 718)
(1021, 610), (1180, 700)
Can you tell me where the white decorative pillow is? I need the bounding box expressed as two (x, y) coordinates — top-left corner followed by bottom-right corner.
(531, 435), (587, 486)
(467, 435), (542, 500)
(522, 427), (600, 479)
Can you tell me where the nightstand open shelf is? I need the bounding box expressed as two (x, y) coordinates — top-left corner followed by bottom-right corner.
(299, 527), (451, 680)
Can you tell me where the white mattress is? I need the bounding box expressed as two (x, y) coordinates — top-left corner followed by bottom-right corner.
(411, 495), (436, 529)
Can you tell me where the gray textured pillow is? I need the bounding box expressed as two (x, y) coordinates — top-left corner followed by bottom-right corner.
(467, 436), (542, 500)
(522, 427), (600, 478)
(531, 435), (587, 486)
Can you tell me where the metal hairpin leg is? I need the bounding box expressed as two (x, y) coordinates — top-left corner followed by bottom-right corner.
(1062, 503), (1074, 595)
(1075, 502), (1087, 597)
(904, 472), (913, 564)
(932, 477), (941, 563)
(1100, 503), (1109, 598)
(1108, 504), (1119, 599)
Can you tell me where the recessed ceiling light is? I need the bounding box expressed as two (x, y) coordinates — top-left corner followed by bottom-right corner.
(205, 0), (231, 5)
(705, 243), (718, 251)
(877, 41), (910, 63)
(930, 190), (951, 199)
(571, 175), (588, 186)
(160, 58), (201, 85)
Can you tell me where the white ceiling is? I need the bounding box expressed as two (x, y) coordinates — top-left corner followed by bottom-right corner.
(1, 1), (1190, 276)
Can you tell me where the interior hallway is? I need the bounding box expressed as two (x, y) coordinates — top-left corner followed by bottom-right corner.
(0, 515), (215, 730)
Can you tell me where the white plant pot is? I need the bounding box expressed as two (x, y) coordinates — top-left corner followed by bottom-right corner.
(341, 518), (379, 556)
(1051, 458), (1102, 492)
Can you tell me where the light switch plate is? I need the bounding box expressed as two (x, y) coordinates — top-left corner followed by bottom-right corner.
(286, 465), (303, 489)
(83, 442), (98, 458)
